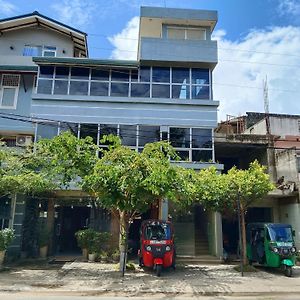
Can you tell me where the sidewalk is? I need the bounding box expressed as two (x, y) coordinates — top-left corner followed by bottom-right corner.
(1, 260), (300, 297)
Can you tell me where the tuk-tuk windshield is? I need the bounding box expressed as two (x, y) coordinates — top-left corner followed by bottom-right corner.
(145, 224), (171, 240)
(268, 226), (293, 242)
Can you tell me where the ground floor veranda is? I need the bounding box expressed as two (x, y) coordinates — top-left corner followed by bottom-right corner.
(2, 191), (300, 261)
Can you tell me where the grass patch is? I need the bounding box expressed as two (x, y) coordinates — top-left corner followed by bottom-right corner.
(233, 264), (258, 272)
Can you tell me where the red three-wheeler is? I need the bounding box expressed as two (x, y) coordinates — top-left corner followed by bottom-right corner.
(138, 219), (175, 276)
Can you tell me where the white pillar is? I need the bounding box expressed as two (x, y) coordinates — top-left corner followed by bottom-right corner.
(214, 211), (223, 259)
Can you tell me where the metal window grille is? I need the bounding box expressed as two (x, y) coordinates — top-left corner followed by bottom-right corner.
(1, 74), (20, 87)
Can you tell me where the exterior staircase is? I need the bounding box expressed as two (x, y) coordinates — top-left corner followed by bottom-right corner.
(194, 227), (209, 256)
(177, 255), (221, 265)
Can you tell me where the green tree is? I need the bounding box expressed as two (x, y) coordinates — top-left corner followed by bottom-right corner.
(196, 161), (274, 266)
(0, 142), (54, 196)
(83, 138), (193, 273)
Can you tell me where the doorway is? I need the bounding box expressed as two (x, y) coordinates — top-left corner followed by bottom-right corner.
(55, 206), (90, 254)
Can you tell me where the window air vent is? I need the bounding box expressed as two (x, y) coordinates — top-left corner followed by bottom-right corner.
(1, 74), (20, 87)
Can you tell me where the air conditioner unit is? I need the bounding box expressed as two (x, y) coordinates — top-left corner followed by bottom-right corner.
(16, 135), (32, 147)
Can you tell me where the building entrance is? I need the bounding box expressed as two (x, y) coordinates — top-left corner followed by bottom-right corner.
(55, 206), (90, 254)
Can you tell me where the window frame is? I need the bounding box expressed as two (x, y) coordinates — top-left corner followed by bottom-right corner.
(0, 74), (20, 109)
(166, 26), (207, 41)
(36, 65), (212, 100)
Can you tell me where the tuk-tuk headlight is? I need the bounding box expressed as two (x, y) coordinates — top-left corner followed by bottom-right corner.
(165, 245), (171, 252)
(146, 246), (152, 252)
(273, 247), (279, 253)
(291, 247), (296, 253)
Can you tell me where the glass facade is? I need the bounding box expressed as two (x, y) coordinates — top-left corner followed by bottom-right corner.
(37, 66), (211, 100)
(37, 122), (213, 163)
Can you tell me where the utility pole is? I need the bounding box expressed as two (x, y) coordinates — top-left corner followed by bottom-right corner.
(263, 76), (277, 182)
(263, 76), (271, 138)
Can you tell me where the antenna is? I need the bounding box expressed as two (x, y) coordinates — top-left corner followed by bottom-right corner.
(263, 76), (271, 137)
(164, 0), (167, 7)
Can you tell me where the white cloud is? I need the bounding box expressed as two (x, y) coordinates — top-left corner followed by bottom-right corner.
(109, 20), (300, 121)
(278, 0), (300, 17)
(213, 26), (300, 120)
(51, 0), (96, 28)
(108, 16), (139, 60)
(0, 0), (17, 16)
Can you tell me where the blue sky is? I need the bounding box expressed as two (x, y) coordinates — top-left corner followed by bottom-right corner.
(1, 0), (300, 119)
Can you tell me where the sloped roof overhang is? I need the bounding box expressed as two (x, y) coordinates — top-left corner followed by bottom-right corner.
(0, 11), (88, 57)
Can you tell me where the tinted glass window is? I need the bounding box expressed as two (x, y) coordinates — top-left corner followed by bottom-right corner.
(192, 68), (209, 84)
(131, 67), (150, 82)
(55, 67), (69, 79)
(152, 67), (170, 83)
(131, 83), (150, 97)
(192, 85), (209, 99)
(169, 128), (190, 148)
(119, 125), (137, 146)
(152, 84), (170, 98)
(192, 128), (212, 148)
(37, 80), (52, 94)
(1, 88), (15, 107)
(54, 80), (68, 95)
(176, 150), (190, 161)
(71, 67), (90, 80)
(90, 82), (109, 96)
(39, 66), (54, 78)
(91, 69), (109, 81)
(192, 150), (212, 162)
(111, 83), (129, 97)
(172, 68), (190, 84)
(172, 85), (190, 99)
(70, 81), (88, 95)
(139, 126), (160, 146)
(111, 69), (129, 81)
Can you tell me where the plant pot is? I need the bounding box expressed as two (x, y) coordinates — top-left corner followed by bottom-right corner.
(0, 250), (6, 268)
(40, 246), (48, 258)
(88, 253), (96, 262)
(82, 248), (88, 260)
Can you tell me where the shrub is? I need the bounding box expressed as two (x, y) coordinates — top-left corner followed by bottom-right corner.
(0, 228), (15, 251)
(75, 229), (112, 254)
(75, 228), (95, 250)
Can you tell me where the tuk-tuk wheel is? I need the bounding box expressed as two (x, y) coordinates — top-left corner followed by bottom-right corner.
(156, 265), (162, 277)
(139, 257), (144, 267)
(285, 266), (293, 277)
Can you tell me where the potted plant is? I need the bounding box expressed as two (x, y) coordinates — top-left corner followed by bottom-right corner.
(0, 228), (15, 268)
(38, 224), (49, 258)
(75, 229), (94, 260)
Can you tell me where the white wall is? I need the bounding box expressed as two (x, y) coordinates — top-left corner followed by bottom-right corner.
(279, 203), (300, 249)
(245, 116), (300, 137)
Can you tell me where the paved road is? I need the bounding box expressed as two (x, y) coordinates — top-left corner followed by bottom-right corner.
(1, 293), (300, 300)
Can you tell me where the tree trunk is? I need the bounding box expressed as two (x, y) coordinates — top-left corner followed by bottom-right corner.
(240, 205), (248, 266)
(119, 210), (128, 275)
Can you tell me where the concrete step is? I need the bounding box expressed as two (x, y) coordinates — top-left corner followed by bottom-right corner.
(177, 255), (221, 265)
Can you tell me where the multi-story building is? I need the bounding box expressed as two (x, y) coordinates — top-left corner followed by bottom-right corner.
(215, 112), (300, 252)
(0, 11), (87, 256)
(1, 7), (223, 259)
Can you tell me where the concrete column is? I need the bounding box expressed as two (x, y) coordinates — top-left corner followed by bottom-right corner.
(46, 198), (55, 255)
(267, 147), (277, 182)
(214, 212), (223, 259)
(159, 199), (168, 221)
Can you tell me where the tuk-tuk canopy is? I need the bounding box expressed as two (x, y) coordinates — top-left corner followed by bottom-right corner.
(247, 223), (294, 243)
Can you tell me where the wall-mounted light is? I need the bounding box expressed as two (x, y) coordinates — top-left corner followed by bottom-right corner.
(10, 46), (14, 50)
(62, 49), (66, 54)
